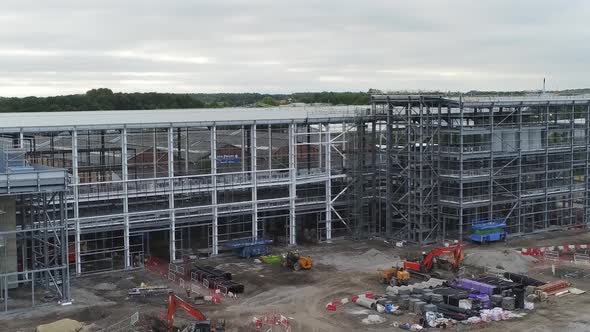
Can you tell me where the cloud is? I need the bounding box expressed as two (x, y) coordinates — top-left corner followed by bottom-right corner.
(0, 48), (62, 57)
(0, 0), (589, 96)
(106, 51), (211, 64)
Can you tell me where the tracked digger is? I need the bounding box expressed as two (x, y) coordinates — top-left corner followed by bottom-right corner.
(403, 244), (464, 277)
(162, 292), (225, 332)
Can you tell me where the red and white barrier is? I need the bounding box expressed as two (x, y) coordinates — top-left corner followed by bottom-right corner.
(521, 244), (590, 256)
(326, 293), (373, 311)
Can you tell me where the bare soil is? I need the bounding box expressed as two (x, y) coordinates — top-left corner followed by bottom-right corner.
(2, 229), (590, 331)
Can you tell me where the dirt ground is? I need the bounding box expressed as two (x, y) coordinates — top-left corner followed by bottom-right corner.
(3, 230), (590, 331)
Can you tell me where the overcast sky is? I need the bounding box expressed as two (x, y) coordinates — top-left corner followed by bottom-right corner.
(1, 0), (589, 96)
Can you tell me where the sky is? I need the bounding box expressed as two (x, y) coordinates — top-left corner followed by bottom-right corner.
(1, 0), (589, 97)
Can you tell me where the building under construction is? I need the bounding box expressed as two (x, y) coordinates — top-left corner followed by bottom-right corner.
(1, 94), (590, 310)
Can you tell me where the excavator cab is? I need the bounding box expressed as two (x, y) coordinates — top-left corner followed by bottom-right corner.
(193, 321), (213, 332)
(193, 321), (225, 332)
(403, 244), (464, 274)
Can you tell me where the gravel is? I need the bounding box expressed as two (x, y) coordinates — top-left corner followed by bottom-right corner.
(93, 282), (117, 291)
(314, 248), (400, 272)
(463, 249), (538, 273)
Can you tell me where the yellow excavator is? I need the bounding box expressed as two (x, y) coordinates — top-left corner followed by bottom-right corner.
(377, 266), (410, 286)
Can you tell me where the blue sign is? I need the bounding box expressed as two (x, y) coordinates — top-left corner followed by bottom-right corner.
(216, 154), (241, 164)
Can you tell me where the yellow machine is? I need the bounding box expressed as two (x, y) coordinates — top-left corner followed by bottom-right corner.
(282, 251), (313, 271)
(377, 266), (410, 286)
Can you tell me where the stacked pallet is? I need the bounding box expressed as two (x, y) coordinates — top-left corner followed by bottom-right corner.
(537, 280), (570, 295)
(503, 272), (545, 287)
(191, 265), (245, 294)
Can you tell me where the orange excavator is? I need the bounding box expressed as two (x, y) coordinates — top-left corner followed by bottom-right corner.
(162, 292), (225, 332)
(403, 244), (464, 274)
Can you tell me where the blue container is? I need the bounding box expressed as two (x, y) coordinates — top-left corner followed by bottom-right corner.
(223, 239), (273, 258)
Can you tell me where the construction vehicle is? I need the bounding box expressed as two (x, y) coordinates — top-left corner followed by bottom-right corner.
(470, 219), (507, 244)
(162, 292), (225, 332)
(403, 244), (464, 274)
(377, 266), (410, 286)
(282, 251), (313, 271)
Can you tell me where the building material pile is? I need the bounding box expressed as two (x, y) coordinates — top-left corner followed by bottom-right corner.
(128, 285), (171, 297)
(333, 263), (573, 330)
(191, 264), (244, 294)
(536, 280), (571, 295)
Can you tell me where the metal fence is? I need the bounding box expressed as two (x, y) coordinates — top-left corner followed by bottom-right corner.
(99, 311), (139, 332)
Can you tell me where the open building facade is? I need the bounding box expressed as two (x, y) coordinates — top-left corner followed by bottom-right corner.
(1, 94), (590, 310)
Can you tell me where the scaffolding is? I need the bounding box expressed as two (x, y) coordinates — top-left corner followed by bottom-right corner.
(374, 94), (590, 244)
(0, 142), (70, 311)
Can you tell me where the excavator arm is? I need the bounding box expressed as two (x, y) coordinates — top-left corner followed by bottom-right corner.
(404, 244), (464, 272)
(163, 293), (208, 331)
(422, 244), (463, 271)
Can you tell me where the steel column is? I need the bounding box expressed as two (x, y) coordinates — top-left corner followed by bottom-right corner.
(459, 97), (464, 241)
(517, 105), (522, 233)
(60, 192), (70, 301)
(121, 128), (130, 268)
(72, 129), (81, 275)
(168, 127), (176, 262)
(544, 104), (550, 228)
(569, 103), (575, 226)
(585, 104), (590, 226)
(211, 126), (219, 255)
(251, 124), (258, 240)
(385, 98), (393, 237)
(325, 123), (332, 241)
(288, 123), (297, 245)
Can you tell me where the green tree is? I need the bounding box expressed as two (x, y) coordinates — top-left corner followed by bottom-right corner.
(258, 96), (279, 106)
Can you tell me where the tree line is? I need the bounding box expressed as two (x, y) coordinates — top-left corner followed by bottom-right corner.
(1, 88), (588, 112)
(0, 88), (371, 112)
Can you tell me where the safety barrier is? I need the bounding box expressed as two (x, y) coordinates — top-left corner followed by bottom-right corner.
(99, 311), (140, 332)
(250, 311), (292, 332)
(144, 257), (236, 303)
(521, 244), (590, 256)
(543, 250), (560, 262)
(573, 253), (590, 265)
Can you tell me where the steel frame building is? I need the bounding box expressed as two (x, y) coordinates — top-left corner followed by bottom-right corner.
(374, 94), (590, 243)
(0, 106), (365, 288)
(1, 94), (590, 310)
